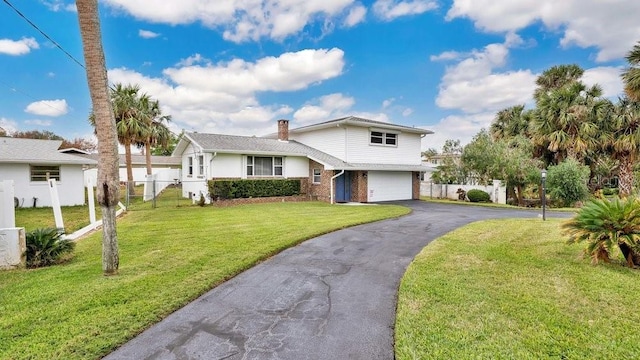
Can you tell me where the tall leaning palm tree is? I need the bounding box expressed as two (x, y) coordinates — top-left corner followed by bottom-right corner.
(622, 41), (640, 102)
(136, 96), (172, 175)
(76, 0), (119, 275)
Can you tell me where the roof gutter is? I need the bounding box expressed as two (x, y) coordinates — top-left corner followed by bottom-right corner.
(330, 169), (345, 205)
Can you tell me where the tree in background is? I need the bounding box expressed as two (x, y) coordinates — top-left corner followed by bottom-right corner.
(151, 130), (181, 156)
(135, 94), (172, 175)
(8, 129), (97, 152)
(604, 98), (640, 197)
(76, 0), (120, 275)
(546, 158), (590, 207)
(431, 139), (466, 184)
(622, 41), (640, 102)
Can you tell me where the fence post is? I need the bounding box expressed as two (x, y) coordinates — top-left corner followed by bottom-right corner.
(152, 180), (156, 209)
(126, 183), (130, 208)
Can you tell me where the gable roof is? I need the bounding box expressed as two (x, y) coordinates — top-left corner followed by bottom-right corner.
(0, 138), (96, 165)
(80, 154), (181, 167)
(269, 116), (433, 137)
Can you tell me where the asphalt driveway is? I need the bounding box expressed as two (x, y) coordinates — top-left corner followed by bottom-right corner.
(104, 201), (570, 360)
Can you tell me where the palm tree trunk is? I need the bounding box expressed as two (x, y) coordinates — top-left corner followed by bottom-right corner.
(145, 141), (152, 175)
(618, 156), (634, 198)
(124, 141), (135, 196)
(76, 0), (119, 275)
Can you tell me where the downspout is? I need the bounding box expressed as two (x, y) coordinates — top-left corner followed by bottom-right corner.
(330, 169), (345, 204)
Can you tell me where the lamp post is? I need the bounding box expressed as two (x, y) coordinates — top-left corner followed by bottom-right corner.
(541, 169), (547, 221)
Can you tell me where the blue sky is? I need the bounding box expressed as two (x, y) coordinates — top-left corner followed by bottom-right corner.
(1, 0), (639, 151)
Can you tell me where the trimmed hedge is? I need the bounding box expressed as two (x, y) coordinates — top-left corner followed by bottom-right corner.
(208, 179), (301, 200)
(467, 189), (491, 203)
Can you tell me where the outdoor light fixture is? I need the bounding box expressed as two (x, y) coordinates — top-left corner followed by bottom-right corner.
(541, 169), (547, 221)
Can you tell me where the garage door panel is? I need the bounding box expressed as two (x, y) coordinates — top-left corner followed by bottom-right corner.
(367, 171), (412, 202)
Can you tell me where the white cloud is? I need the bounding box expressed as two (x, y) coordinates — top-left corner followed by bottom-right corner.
(24, 119), (53, 126)
(0, 37), (39, 56)
(435, 36), (537, 114)
(583, 66), (624, 99)
(0, 117), (18, 134)
(373, 0), (437, 21)
(446, 0), (640, 62)
(24, 99), (69, 117)
(382, 98), (395, 109)
(42, 1), (76, 12)
(430, 51), (465, 62)
(344, 4), (367, 27)
(176, 53), (210, 67)
(138, 29), (161, 39)
(108, 48), (345, 134)
(293, 93), (355, 124)
(421, 112), (495, 151)
(103, 0), (359, 42)
(402, 108), (413, 116)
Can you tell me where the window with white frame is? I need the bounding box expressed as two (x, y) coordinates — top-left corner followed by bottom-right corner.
(187, 157), (193, 176)
(370, 131), (397, 146)
(312, 168), (321, 184)
(30, 165), (60, 182)
(197, 155), (204, 176)
(246, 156), (283, 177)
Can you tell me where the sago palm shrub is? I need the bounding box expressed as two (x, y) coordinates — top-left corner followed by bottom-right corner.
(563, 197), (640, 267)
(25, 228), (75, 268)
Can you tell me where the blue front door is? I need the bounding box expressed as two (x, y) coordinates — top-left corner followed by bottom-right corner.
(335, 171), (351, 202)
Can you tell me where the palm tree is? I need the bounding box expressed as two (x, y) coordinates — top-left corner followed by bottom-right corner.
(490, 105), (530, 141)
(534, 64), (584, 101)
(622, 41), (640, 102)
(76, 0), (119, 275)
(136, 96), (172, 175)
(606, 98), (640, 197)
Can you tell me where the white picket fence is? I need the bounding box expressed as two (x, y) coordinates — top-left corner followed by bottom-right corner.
(421, 180), (507, 204)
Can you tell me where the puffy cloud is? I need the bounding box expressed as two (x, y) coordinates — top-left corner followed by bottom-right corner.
(293, 93), (355, 123)
(0, 117), (18, 134)
(402, 108), (413, 117)
(24, 99), (69, 117)
(108, 48), (345, 134)
(430, 51), (465, 62)
(344, 4), (367, 27)
(176, 53), (210, 67)
(421, 112), (495, 151)
(582, 66), (625, 99)
(446, 0), (640, 62)
(138, 29), (161, 39)
(373, 0), (437, 21)
(382, 98), (395, 109)
(42, 1), (76, 12)
(435, 36), (537, 114)
(0, 37), (39, 56)
(103, 0), (362, 42)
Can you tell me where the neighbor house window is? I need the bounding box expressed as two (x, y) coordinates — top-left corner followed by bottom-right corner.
(30, 165), (60, 182)
(246, 156), (283, 176)
(187, 157), (193, 177)
(312, 168), (321, 184)
(370, 131), (397, 146)
(197, 155), (204, 176)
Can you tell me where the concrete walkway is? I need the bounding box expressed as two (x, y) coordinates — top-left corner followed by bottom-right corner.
(105, 201), (570, 360)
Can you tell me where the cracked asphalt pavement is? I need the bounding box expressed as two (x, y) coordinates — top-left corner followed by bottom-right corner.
(104, 201), (571, 360)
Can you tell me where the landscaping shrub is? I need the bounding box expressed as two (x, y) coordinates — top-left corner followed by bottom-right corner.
(25, 228), (75, 268)
(563, 197), (640, 267)
(209, 179), (301, 200)
(466, 189), (491, 203)
(546, 159), (590, 207)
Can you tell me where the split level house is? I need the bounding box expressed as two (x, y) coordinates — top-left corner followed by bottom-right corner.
(0, 137), (96, 207)
(173, 116), (432, 203)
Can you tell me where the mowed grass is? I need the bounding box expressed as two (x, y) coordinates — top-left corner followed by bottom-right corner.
(15, 205), (101, 233)
(395, 219), (640, 359)
(0, 201), (409, 360)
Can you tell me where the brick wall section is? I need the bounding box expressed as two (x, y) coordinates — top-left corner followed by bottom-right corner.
(212, 195), (309, 207)
(412, 171), (420, 199)
(350, 171), (368, 202)
(308, 160), (333, 203)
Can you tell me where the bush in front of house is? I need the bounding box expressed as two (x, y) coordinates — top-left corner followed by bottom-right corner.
(467, 189), (491, 203)
(25, 228), (75, 268)
(208, 179), (301, 200)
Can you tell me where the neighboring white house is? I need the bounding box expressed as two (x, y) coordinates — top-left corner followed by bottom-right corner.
(0, 137), (96, 207)
(173, 116), (432, 203)
(82, 154), (181, 186)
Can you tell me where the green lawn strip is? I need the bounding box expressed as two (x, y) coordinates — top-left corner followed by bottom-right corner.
(0, 201), (409, 360)
(420, 197), (577, 212)
(395, 219), (640, 360)
(15, 205), (102, 233)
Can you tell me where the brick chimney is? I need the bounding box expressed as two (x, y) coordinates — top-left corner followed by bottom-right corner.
(277, 119), (289, 141)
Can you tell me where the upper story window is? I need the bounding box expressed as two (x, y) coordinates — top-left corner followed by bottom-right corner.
(370, 131), (397, 146)
(187, 157), (193, 177)
(30, 165), (60, 182)
(197, 155), (204, 176)
(247, 156), (283, 177)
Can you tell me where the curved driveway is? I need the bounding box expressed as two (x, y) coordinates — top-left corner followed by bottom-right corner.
(105, 201), (570, 360)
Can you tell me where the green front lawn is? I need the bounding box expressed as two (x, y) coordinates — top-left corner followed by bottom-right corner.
(395, 219), (640, 359)
(1, 202), (409, 360)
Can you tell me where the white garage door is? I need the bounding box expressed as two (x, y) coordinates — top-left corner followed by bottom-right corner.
(367, 171), (412, 202)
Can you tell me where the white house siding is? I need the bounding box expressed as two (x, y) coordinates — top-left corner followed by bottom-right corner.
(345, 127), (422, 164)
(1, 163), (86, 207)
(211, 153), (243, 178)
(180, 143), (208, 200)
(290, 127), (346, 160)
(283, 156), (309, 178)
(367, 171), (412, 202)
